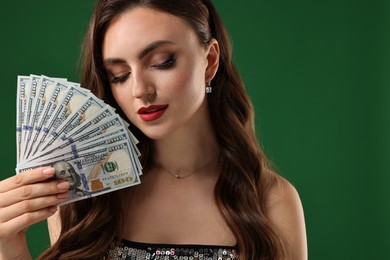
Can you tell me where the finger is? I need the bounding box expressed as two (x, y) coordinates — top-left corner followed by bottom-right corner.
(0, 193), (68, 223)
(0, 206), (58, 238)
(0, 167), (55, 193)
(0, 181), (70, 208)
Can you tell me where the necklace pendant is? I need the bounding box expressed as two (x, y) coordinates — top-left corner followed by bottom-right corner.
(174, 173), (180, 178)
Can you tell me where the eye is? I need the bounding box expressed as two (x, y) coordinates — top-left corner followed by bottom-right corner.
(152, 55), (176, 69)
(110, 72), (131, 84)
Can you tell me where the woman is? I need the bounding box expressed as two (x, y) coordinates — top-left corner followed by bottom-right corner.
(0, 0), (306, 259)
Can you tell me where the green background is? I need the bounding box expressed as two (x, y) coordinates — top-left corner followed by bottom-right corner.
(0, 1), (388, 259)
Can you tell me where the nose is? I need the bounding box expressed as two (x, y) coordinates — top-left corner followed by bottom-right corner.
(131, 71), (155, 99)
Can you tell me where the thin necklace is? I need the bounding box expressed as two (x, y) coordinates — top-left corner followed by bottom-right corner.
(155, 152), (220, 179)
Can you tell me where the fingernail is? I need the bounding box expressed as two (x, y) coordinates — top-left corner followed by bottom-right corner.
(49, 206), (58, 213)
(57, 192), (69, 199)
(42, 167), (55, 176)
(57, 182), (70, 190)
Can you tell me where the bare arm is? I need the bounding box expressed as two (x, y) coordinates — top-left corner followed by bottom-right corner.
(266, 177), (308, 260)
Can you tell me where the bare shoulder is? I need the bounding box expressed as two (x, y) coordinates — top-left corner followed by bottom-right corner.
(265, 171), (308, 260)
(47, 209), (61, 245)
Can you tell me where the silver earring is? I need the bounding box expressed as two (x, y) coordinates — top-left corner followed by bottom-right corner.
(205, 80), (212, 93)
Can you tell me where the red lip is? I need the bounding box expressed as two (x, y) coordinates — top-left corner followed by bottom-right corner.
(137, 104), (169, 122)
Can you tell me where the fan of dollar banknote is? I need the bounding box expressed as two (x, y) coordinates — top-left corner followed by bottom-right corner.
(16, 75), (142, 205)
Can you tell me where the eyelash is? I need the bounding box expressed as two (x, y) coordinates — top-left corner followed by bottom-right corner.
(152, 55), (176, 69)
(110, 72), (131, 84)
(109, 55), (176, 84)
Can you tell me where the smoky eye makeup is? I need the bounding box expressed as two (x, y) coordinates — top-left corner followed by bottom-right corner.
(151, 54), (176, 69)
(110, 72), (131, 84)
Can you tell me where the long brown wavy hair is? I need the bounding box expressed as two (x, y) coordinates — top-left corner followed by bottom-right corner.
(39, 0), (286, 259)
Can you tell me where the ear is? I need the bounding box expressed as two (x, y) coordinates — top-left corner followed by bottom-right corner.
(205, 38), (220, 81)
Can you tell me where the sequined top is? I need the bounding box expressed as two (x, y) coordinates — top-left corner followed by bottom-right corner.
(105, 239), (239, 260)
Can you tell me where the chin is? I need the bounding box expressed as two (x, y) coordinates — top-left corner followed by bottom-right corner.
(141, 126), (177, 140)
(143, 131), (169, 140)
(134, 121), (176, 140)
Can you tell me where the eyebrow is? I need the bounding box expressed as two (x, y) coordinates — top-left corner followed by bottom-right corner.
(103, 40), (174, 65)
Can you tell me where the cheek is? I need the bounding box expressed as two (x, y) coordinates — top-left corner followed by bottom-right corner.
(181, 77), (204, 104)
(111, 86), (140, 126)
(111, 86), (132, 112)
(111, 86), (123, 105)
(168, 65), (204, 97)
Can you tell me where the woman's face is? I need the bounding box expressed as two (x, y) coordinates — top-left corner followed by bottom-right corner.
(102, 7), (218, 140)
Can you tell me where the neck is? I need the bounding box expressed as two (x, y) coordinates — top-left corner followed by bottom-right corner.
(153, 132), (219, 173)
(151, 114), (219, 174)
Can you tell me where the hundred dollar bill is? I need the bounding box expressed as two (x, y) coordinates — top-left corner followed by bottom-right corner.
(118, 119), (143, 173)
(23, 75), (66, 159)
(23, 77), (49, 160)
(70, 120), (142, 176)
(22, 76), (49, 160)
(37, 83), (90, 153)
(17, 141), (141, 205)
(16, 76), (31, 163)
(24, 105), (118, 163)
(79, 125), (141, 176)
(80, 128), (142, 175)
(115, 120), (142, 175)
(21, 75), (39, 138)
(41, 94), (106, 151)
(65, 115), (130, 148)
(27, 127), (142, 176)
(27, 79), (72, 159)
(29, 130), (134, 166)
(62, 105), (117, 142)
(16, 74), (143, 203)
(20, 75), (40, 159)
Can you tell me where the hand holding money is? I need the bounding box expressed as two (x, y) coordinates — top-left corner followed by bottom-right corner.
(0, 167), (68, 260)
(15, 75), (142, 205)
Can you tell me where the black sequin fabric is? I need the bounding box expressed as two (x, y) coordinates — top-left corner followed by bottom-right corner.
(105, 240), (239, 260)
